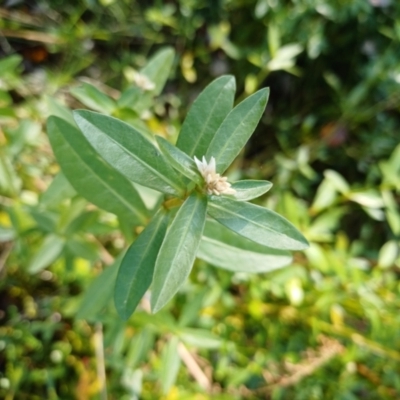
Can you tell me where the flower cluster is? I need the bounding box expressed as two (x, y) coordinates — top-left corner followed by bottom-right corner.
(194, 156), (236, 196)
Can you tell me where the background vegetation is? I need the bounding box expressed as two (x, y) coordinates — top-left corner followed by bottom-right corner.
(1, 0), (400, 399)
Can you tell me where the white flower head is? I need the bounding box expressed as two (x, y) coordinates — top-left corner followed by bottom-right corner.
(133, 72), (155, 91)
(194, 156), (236, 196)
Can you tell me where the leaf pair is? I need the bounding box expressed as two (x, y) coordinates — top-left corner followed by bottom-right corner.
(115, 193), (207, 318)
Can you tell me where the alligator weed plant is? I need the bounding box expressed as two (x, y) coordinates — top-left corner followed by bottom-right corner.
(47, 74), (309, 319)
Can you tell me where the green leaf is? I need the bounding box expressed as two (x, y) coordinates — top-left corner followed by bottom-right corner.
(208, 196), (309, 250)
(176, 75), (236, 158)
(198, 219), (292, 272)
(70, 82), (116, 114)
(47, 116), (148, 225)
(160, 337), (181, 394)
(178, 328), (221, 349)
(28, 234), (65, 273)
(74, 110), (184, 197)
(140, 47), (175, 96)
(206, 88), (269, 174)
(40, 172), (76, 207)
(155, 136), (202, 185)
(231, 180), (272, 201)
(151, 193), (207, 313)
(115, 210), (169, 320)
(76, 258), (120, 320)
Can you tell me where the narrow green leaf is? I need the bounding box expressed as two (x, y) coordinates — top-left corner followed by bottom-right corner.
(151, 193), (207, 313)
(231, 180), (272, 201)
(76, 259), (120, 321)
(208, 196), (309, 250)
(155, 136), (202, 185)
(74, 110), (184, 197)
(28, 234), (64, 273)
(176, 75), (236, 157)
(160, 337), (181, 394)
(70, 82), (116, 114)
(178, 328), (221, 349)
(206, 88), (269, 173)
(198, 219), (292, 272)
(140, 47), (175, 96)
(115, 210), (169, 320)
(47, 116), (148, 225)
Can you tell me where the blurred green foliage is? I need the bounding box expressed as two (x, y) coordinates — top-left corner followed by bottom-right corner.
(1, 0), (400, 399)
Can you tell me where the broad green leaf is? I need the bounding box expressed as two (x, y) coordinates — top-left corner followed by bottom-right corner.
(176, 75), (236, 158)
(140, 47), (175, 96)
(115, 210), (169, 320)
(197, 219), (292, 272)
(208, 196), (308, 250)
(231, 180), (272, 201)
(74, 111), (184, 197)
(206, 88), (269, 173)
(47, 116), (148, 225)
(160, 337), (181, 394)
(28, 234), (65, 273)
(151, 193), (207, 313)
(76, 258), (120, 320)
(70, 82), (116, 114)
(155, 136), (202, 185)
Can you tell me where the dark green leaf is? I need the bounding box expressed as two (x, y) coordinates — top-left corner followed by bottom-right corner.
(176, 75), (236, 158)
(206, 88), (269, 173)
(208, 196), (309, 250)
(155, 136), (202, 185)
(74, 110), (184, 197)
(47, 116), (148, 225)
(115, 210), (169, 319)
(151, 193), (207, 313)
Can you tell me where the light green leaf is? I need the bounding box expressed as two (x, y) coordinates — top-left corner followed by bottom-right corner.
(348, 190), (384, 209)
(44, 96), (76, 126)
(206, 88), (269, 173)
(178, 328), (221, 349)
(28, 234), (65, 273)
(208, 196), (308, 250)
(70, 82), (116, 114)
(176, 75), (236, 158)
(198, 219), (292, 272)
(151, 193), (207, 313)
(40, 172), (76, 207)
(74, 110), (184, 197)
(155, 136), (202, 185)
(231, 180), (272, 201)
(324, 170), (350, 194)
(141, 47), (175, 96)
(115, 210), (169, 320)
(378, 241), (398, 269)
(47, 116), (148, 225)
(160, 337), (181, 394)
(76, 258), (120, 320)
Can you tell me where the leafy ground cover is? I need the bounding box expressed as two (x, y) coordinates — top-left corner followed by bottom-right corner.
(1, 1), (400, 399)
